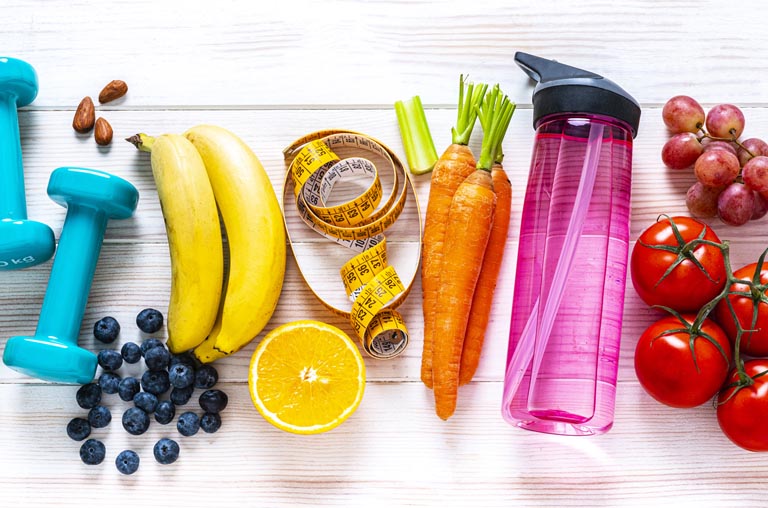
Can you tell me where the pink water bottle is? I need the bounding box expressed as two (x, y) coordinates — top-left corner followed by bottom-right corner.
(502, 52), (641, 435)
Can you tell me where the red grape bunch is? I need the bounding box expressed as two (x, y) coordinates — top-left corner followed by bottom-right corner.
(661, 95), (768, 226)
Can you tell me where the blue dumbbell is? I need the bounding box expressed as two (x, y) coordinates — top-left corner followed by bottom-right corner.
(3, 167), (139, 383)
(0, 57), (55, 271)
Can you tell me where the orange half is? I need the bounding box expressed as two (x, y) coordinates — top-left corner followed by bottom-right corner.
(248, 320), (366, 434)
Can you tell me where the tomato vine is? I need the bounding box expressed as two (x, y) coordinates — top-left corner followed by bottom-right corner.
(648, 216), (768, 401)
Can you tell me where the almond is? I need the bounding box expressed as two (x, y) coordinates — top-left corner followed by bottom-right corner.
(72, 96), (95, 133)
(94, 117), (113, 146)
(98, 80), (128, 104)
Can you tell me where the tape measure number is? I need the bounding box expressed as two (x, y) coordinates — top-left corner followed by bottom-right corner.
(283, 130), (421, 359)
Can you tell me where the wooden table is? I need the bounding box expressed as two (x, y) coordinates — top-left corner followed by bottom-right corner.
(3, 1), (768, 506)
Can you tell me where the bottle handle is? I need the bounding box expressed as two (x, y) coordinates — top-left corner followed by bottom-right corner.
(514, 52), (602, 84)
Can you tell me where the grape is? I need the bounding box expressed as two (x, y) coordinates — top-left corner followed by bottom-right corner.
(752, 191), (768, 220)
(694, 150), (740, 187)
(661, 132), (703, 169)
(686, 181), (722, 218)
(742, 156), (768, 192)
(687, 182), (724, 217)
(738, 137), (768, 167)
(717, 182), (755, 226)
(701, 139), (737, 156)
(705, 104), (746, 139)
(662, 95), (705, 133)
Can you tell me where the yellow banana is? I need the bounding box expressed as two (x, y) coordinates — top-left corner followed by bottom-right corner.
(183, 125), (286, 363)
(130, 133), (224, 354)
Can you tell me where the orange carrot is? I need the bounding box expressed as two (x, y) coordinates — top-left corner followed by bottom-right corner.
(421, 76), (487, 389)
(458, 162), (512, 386)
(431, 85), (516, 419)
(432, 169), (496, 419)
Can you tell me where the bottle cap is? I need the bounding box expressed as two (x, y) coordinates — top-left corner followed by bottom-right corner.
(514, 52), (641, 137)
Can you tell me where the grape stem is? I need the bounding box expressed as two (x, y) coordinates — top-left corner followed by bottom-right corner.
(698, 132), (756, 159)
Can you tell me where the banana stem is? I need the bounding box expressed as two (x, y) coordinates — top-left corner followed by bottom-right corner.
(126, 133), (155, 152)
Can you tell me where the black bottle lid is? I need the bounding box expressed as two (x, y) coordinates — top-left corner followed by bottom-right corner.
(514, 52), (641, 137)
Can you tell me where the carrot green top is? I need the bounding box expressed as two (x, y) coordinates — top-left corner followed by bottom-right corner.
(452, 75), (488, 146)
(476, 84), (516, 171)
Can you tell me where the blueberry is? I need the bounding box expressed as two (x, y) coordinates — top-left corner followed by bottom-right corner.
(144, 346), (170, 371)
(169, 363), (195, 389)
(194, 364), (218, 389)
(170, 352), (197, 368)
(66, 417), (91, 441)
(141, 370), (170, 395)
(134, 392), (159, 413)
(154, 400), (176, 425)
(76, 383), (102, 409)
(121, 342), (142, 364)
(93, 316), (120, 344)
(177, 411), (200, 437)
(170, 385), (194, 406)
(88, 405), (112, 428)
(136, 308), (164, 334)
(79, 439), (106, 465)
(200, 412), (222, 434)
(140, 338), (165, 356)
(153, 438), (180, 465)
(199, 389), (228, 413)
(122, 407), (150, 435)
(98, 372), (121, 395)
(118, 377), (141, 402)
(115, 450), (140, 475)
(97, 349), (123, 372)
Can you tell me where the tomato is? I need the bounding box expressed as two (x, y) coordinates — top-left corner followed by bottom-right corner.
(714, 262), (768, 356)
(717, 359), (768, 451)
(631, 216), (726, 312)
(634, 314), (731, 408)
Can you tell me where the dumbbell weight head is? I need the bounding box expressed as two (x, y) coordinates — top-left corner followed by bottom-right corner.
(0, 219), (55, 270)
(3, 167), (139, 383)
(47, 166), (139, 220)
(0, 57), (37, 108)
(0, 57), (55, 271)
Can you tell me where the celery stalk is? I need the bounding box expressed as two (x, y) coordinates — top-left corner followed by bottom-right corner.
(395, 95), (439, 175)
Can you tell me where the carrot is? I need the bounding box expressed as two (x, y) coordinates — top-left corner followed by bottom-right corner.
(432, 85), (516, 419)
(458, 158), (512, 386)
(421, 75), (487, 389)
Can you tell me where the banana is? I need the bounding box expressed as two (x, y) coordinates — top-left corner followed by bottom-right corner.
(130, 133), (224, 354)
(183, 125), (286, 363)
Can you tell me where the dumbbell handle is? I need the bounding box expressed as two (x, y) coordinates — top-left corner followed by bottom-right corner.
(0, 92), (27, 220)
(35, 205), (107, 342)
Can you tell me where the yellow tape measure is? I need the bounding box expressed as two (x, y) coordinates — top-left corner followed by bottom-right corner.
(282, 130), (421, 359)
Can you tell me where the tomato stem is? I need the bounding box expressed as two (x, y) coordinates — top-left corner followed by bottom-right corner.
(651, 216), (768, 396)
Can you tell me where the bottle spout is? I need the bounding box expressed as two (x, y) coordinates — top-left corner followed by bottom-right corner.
(514, 51), (602, 84)
(513, 51), (641, 137)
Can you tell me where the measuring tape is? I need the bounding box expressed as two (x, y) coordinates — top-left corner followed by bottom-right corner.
(282, 130), (421, 359)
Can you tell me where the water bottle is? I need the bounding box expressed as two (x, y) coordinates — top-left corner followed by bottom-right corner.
(502, 52), (641, 435)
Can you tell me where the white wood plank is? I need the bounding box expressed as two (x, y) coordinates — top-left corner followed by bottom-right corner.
(5, 107), (768, 387)
(14, 106), (768, 246)
(1, 0), (767, 107)
(0, 381), (766, 507)
(4, 2), (768, 505)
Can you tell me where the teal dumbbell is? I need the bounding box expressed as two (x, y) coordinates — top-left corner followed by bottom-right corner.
(0, 57), (55, 271)
(3, 167), (139, 383)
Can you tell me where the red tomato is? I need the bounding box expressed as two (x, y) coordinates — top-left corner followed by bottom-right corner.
(717, 359), (768, 451)
(715, 262), (768, 356)
(634, 314), (731, 408)
(631, 216), (726, 312)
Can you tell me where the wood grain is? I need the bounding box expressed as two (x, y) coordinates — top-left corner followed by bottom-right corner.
(0, 381), (765, 507)
(4, 1), (768, 506)
(2, 0), (768, 107)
